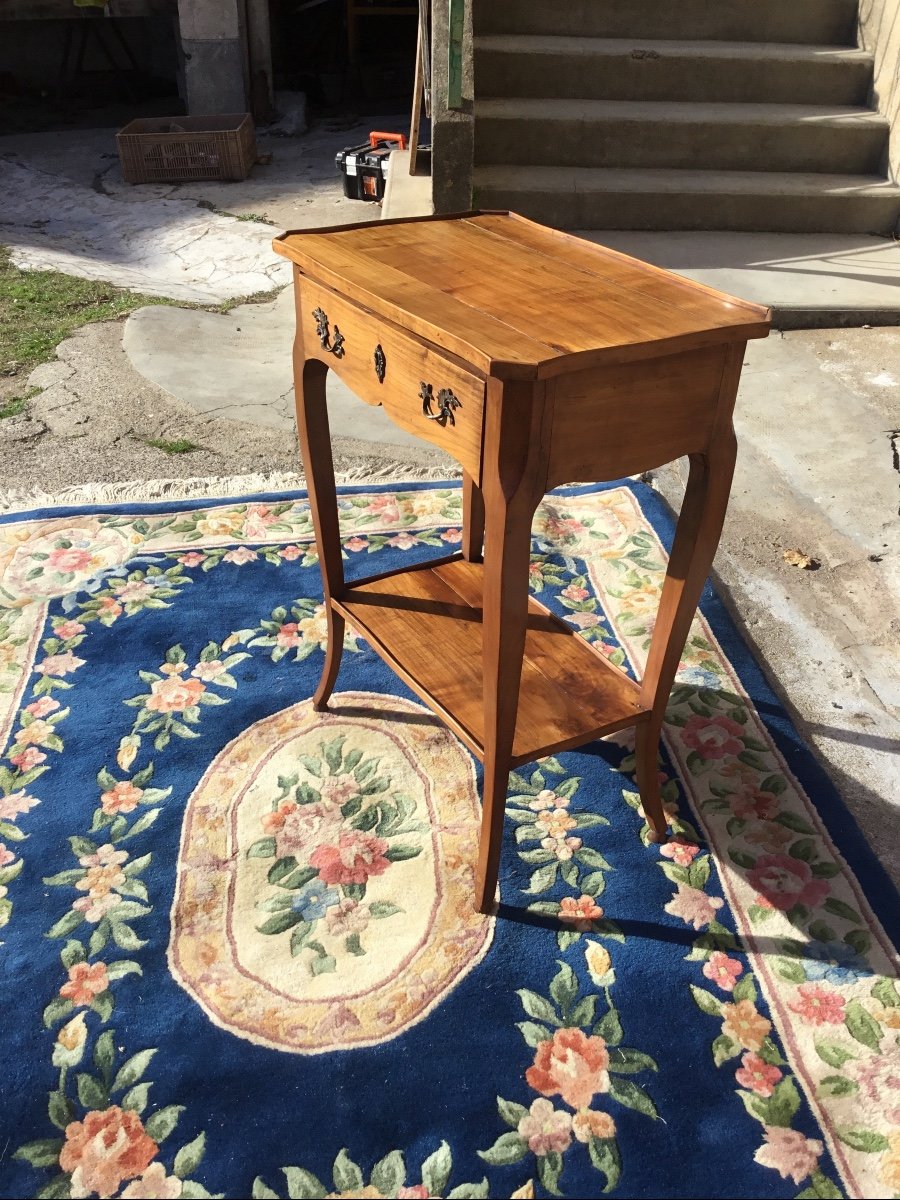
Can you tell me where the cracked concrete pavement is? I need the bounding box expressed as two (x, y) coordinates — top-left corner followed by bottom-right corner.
(0, 118), (401, 302)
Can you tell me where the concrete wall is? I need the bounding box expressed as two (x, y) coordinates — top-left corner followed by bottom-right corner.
(858, 0), (900, 178)
(177, 0), (247, 115)
(430, 0), (475, 213)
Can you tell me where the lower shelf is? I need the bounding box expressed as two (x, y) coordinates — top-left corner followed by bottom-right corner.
(333, 556), (648, 766)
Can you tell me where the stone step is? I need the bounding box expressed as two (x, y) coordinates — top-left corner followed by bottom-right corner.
(475, 0), (859, 45)
(475, 37), (874, 106)
(475, 100), (889, 175)
(473, 166), (900, 234)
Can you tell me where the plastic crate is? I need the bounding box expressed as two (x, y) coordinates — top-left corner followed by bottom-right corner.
(116, 114), (256, 184)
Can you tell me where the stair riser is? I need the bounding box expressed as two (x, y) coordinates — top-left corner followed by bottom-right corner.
(475, 0), (859, 45)
(475, 48), (873, 106)
(475, 117), (887, 175)
(473, 187), (900, 235)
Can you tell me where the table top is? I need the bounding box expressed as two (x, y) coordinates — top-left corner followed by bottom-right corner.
(274, 211), (771, 380)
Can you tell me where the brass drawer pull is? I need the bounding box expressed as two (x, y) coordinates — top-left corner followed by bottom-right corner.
(420, 383), (462, 427)
(374, 343), (386, 383)
(312, 307), (346, 358)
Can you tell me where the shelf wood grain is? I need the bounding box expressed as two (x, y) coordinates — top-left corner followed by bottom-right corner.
(334, 557), (647, 767)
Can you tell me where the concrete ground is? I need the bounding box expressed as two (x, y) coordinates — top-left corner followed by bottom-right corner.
(0, 122), (897, 891)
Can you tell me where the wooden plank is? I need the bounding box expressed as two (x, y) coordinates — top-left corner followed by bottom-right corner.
(336, 558), (646, 764)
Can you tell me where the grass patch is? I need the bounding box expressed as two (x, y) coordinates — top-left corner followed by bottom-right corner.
(140, 436), (202, 455)
(0, 395), (27, 419)
(0, 246), (284, 381)
(0, 247), (174, 379)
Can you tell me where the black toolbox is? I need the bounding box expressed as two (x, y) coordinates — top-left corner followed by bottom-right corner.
(335, 132), (406, 201)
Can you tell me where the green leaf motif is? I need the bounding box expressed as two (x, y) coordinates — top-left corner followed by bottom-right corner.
(766, 1077), (801, 1127)
(549, 961), (579, 1013)
(836, 1128), (890, 1154)
(477, 1131), (529, 1166)
(111, 1047), (156, 1094)
(872, 977), (900, 1008)
(282, 1166), (327, 1199)
(608, 1076), (659, 1119)
(594, 1006), (624, 1047)
(174, 1132), (207, 1179)
(421, 1141), (453, 1197)
(536, 1150), (563, 1197)
(13, 1138), (64, 1167)
(516, 1021), (551, 1048)
(818, 1075), (858, 1098)
(370, 1150), (405, 1196)
(76, 1073), (108, 1110)
(712, 1034), (741, 1067)
(589, 1136), (622, 1194)
(332, 1149), (363, 1192)
(814, 1039), (856, 1069)
(144, 1104), (184, 1142)
(517, 989), (561, 1026)
(689, 984), (723, 1017)
(252, 1179), (281, 1200)
(844, 999), (882, 1051)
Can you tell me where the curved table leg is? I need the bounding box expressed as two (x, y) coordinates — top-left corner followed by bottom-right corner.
(637, 431), (737, 840)
(293, 350), (346, 712)
(474, 380), (548, 913)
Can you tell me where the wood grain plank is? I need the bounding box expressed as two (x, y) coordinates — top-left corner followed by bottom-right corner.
(336, 558), (645, 764)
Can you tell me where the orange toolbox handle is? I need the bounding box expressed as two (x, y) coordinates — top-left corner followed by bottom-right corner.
(369, 131), (407, 150)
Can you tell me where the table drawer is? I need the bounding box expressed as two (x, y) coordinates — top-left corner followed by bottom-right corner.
(298, 277), (486, 481)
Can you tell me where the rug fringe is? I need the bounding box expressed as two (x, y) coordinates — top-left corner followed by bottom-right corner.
(0, 462), (461, 515)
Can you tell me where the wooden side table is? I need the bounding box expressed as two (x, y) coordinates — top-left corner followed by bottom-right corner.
(273, 212), (771, 914)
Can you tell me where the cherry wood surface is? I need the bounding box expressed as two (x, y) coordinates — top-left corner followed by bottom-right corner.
(334, 556), (647, 766)
(275, 211), (770, 379)
(282, 212), (771, 912)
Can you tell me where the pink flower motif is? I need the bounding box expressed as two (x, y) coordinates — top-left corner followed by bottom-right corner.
(178, 551), (205, 567)
(35, 650), (85, 677)
(146, 676), (206, 713)
(364, 494), (401, 519)
(310, 830), (391, 886)
(122, 1163), (182, 1200)
(664, 884), (724, 930)
(9, 746), (46, 771)
(114, 580), (156, 602)
(73, 892), (119, 922)
(387, 532), (418, 550)
(561, 583), (590, 602)
(788, 983), (846, 1026)
(735, 1052), (783, 1097)
(517, 1098), (572, 1156)
(275, 622), (301, 648)
(191, 659), (227, 682)
(0, 844), (15, 867)
(566, 612), (601, 629)
(97, 596), (123, 619)
(559, 895), (603, 931)
(544, 516), (586, 542)
(243, 504), (278, 539)
(529, 789), (568, 812)
(14, 718), (54, 747)
(852, 1051), (900, 1120)
(25, 697), (59, 718)
(541, 835), (582, 861)
(318, 773), (358, 808)
(681, 714), (745, 760)
(659, 836), (701, 865)
(344, 537), (368, 552)
(440, 528), (463, 543)
(754, 1127), (823, 1184)
(397, 1188), (429, 1200)
(0, 790), (39, 819)
(275, 803), (342, 859)
(55, 620), (85, 640)
(79, 844), (128, 870)
(729, 784), (780, 822)
(279, 544), (304, 560)
(326, 898), (370, 936)
(745, 822), (794, 852)
(223, 547), (258, 565)
(47, 546), (95, 573)
(746, 854), (830, 912)
(703, 951), (744, 992)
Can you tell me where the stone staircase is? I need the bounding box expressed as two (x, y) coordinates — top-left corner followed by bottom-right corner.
(473, 0), (900, 233)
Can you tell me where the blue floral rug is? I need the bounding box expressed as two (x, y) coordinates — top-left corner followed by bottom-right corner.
(1, 480), (898, 1200)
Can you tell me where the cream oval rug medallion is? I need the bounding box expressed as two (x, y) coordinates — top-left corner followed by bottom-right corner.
(169, 692), (494, 1053)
